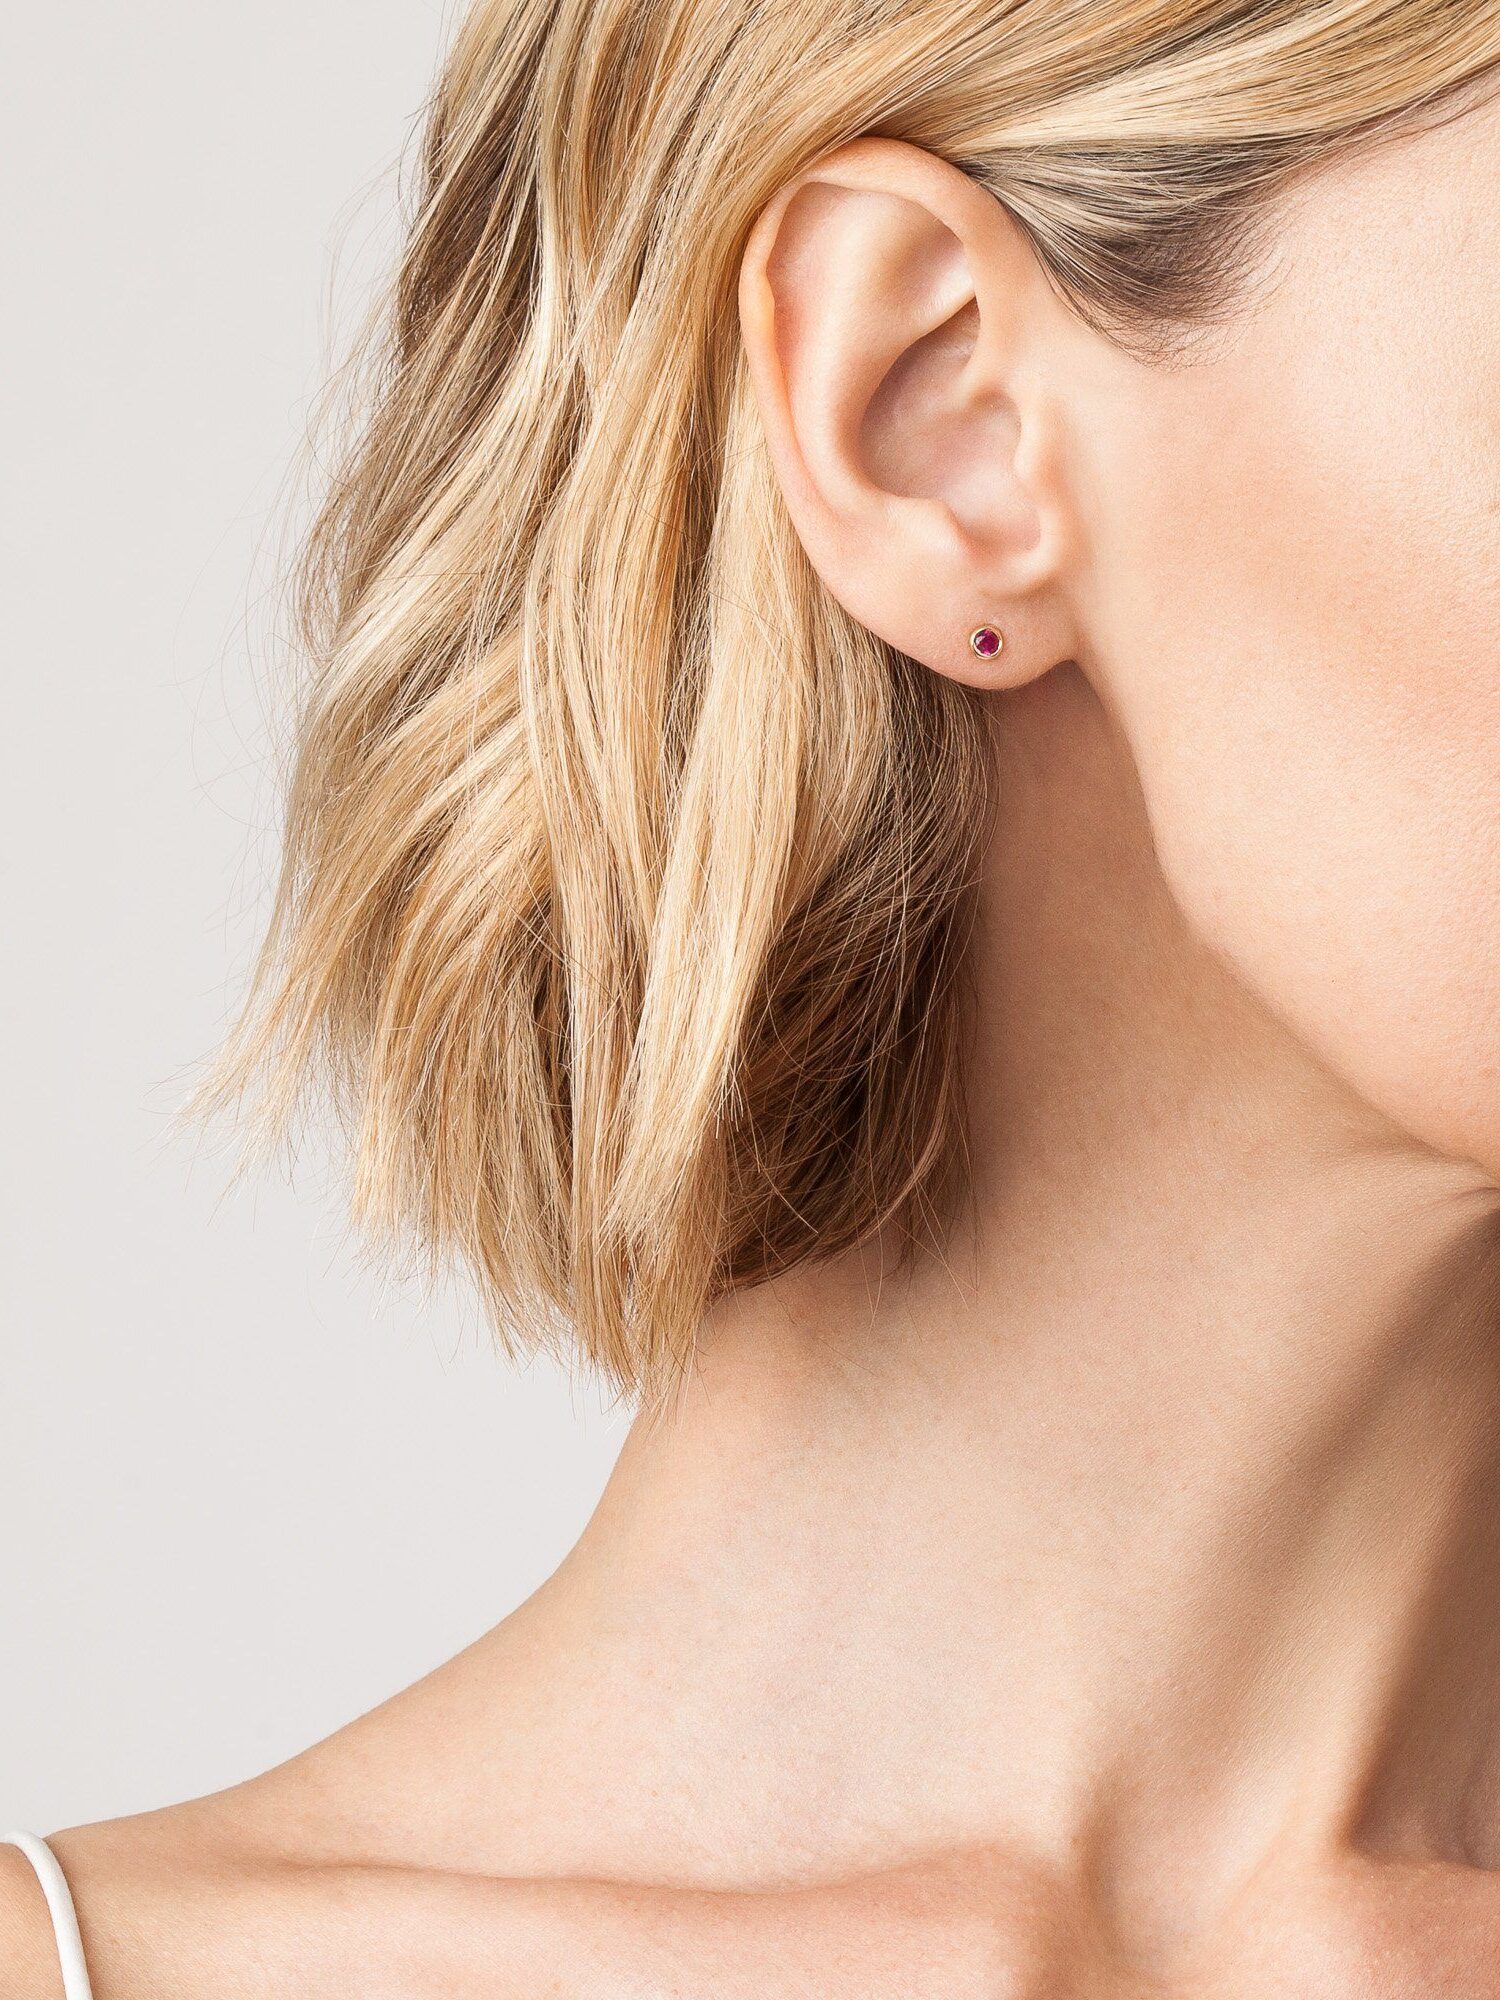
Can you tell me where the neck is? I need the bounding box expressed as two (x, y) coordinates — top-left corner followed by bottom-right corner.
(309, 664), (1500, 1956)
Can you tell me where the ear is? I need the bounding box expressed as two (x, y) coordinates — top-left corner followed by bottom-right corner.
(738, 137), (1082, 689)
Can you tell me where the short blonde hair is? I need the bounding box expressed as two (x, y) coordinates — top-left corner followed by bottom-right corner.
(209, 0), (1500, 1396)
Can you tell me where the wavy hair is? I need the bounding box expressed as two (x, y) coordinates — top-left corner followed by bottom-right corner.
(207, 0), (1500, 1395)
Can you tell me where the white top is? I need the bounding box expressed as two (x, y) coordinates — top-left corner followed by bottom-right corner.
(2, 1833), (93, 1999)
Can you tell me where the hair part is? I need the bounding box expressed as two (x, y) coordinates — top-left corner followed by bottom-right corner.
(204, 0), (1500, 1398)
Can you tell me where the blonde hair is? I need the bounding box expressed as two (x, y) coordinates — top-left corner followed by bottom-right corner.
(210, 0), (1500, 1396)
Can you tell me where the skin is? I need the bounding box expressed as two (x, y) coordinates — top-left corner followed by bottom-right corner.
(7, 68), (1500, 2000)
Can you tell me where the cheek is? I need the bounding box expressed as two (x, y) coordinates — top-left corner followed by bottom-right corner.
(1084, 325), (1500, 1179)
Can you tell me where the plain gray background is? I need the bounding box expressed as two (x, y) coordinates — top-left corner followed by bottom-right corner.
(1, 5), (625, 1831)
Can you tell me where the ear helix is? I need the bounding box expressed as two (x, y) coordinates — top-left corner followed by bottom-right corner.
(969, 624), (1004, 660)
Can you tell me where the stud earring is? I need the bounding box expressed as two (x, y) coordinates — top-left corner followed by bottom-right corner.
(969, 624), (1004, 660)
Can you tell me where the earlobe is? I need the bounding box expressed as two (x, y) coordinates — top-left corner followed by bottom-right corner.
(738, 137), (1081, 690)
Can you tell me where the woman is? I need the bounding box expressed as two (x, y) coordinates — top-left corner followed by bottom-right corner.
(8, 0), (1500, 1991)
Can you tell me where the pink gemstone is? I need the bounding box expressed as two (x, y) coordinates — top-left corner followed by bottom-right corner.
(971, 625), (1001, 658)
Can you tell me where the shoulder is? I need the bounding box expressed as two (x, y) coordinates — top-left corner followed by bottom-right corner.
(0, 1842), (67, 2000)
(0, 1794), (598, 2000)
(0, 1797), (325, 2000)
(13, 1797), (333, 2000)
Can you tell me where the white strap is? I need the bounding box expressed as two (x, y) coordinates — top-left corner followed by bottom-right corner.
(2, 1832), (94, 1999)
